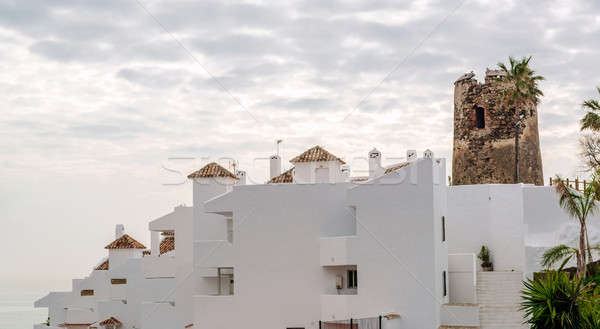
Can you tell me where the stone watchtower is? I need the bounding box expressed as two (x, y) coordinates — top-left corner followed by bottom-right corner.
(452, 69), (543, 186)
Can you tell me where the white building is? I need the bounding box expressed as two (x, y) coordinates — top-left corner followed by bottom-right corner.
(35, 145), (600, 329)
(35, 226), (176, 329)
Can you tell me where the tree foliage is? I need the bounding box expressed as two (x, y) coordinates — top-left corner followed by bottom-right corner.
(497, 56), (545, 107)
(581, 87), (600, 132)
(521, 269), (600, 329)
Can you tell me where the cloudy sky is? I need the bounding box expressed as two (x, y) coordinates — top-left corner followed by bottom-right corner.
(1, 0), (599, 291)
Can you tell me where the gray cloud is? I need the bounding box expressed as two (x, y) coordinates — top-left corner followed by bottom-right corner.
(2, 0), (600, 284)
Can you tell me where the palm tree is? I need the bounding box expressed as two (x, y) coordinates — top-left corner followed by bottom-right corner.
(553, 176), (600, 277)
(521, 267), (599, 329)
(496, 56), (544, 183)
(580, 87), (600, 131)
(497, 56), (545, 107)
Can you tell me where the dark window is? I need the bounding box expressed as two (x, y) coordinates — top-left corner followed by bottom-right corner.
(111, 278), (127, 285)
(80, 289), (94, 296)
(347, 270), (358, 289)
(442, 216), (446, 242)
(443, 271), (447, 297)
(475, 107), (485, 129)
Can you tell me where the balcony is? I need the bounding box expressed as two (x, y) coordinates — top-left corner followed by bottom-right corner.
(34, 324), (62, 329)
(320, 236), (357, 266)
(194, 240), (233, 269)
(142, 255), (176, 279)
(320, 294), (358, 322)
(140, 301), (176, 329)
(193, 294), (237, 321)
(63, 307), (96, 324)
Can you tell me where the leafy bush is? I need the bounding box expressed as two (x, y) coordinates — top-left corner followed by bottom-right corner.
(521, 270), (600, 329)
(477, 245), (492, 267)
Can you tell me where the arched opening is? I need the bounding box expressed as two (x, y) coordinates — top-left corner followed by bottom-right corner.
(475, 107), (485, 129)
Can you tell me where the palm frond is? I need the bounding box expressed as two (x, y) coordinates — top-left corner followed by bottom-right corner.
(554, 175), (583, 220)
(496, 56), (544, 106)
(580, 112), (600, 131)
(542, 244), (575, 269)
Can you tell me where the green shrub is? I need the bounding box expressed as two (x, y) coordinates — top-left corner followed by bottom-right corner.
(521, 270), (600, 329)
(477, 245), (492, 267)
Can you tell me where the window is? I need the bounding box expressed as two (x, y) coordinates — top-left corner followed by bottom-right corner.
(111, 278), (127, 285)
(80, 289), (94, 296)
(347, 270), (357, 289)
(442, 216), (446, 242)
(217, 267), (234, 295)
(475, 107), (485, 129)
(442, 271), (447, 297)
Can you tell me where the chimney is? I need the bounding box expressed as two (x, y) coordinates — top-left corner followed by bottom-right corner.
(236, 170), (247, 185)
(407, 150), (417, 162)
(269, 155), (281, 179)
(115, 224), (124, 239)
(341, 164), (350, 181)
(368, 148), (382, 178)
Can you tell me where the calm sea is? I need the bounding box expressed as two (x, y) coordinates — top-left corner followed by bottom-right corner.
(0, 291), (48, 329)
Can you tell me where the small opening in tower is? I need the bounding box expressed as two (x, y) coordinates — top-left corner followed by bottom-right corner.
(475, 107), (485, 129)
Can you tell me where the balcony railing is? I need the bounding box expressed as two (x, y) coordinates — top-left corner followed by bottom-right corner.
(320, 236), (357, 266)
(142, 255), (176, 279)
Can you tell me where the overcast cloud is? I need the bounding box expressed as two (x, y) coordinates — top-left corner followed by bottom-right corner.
(1, 0), (599, 289)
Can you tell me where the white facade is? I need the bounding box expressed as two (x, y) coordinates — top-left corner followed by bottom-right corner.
(35, 226), (176, 329)
(35, 146), (596, 329)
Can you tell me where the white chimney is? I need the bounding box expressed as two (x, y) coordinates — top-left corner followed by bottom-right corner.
(341, 165), (350, 181)
(407, 150), (417, 162)
(236, 170), (247, 185)
(115, 224), (124, 239)
(368, 148), (382, 178)
(269, 155), (281, 179)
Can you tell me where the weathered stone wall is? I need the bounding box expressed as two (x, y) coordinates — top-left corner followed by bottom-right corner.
(452, 71), (544, 186)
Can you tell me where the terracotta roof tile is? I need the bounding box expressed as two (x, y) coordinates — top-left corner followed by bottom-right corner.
(95, 259), (109, 271)
(184, 324), (194, 328)
(99, 317), (122, 326)
(160, 236), (175, 254)
(268, 167), (294, 184)
(104, 234), (146, 249)
(187, 162), (237, 179)
(290, 146), (345, 164)
(384, 162), (411, 174)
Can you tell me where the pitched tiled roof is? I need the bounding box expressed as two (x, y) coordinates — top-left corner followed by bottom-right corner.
(104, 234), (147, 249)
(290, 146), (345, 164)
(95, 259), (109, 271)
(187, 162), (238, 179)
(160, 236), (175, 254)
(99, 317), (122, 326)
(268, 167), (294, 184)
(384, 162), (411, 174)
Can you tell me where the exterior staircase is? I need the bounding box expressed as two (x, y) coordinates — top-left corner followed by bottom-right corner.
(476, 271), (528, 329)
